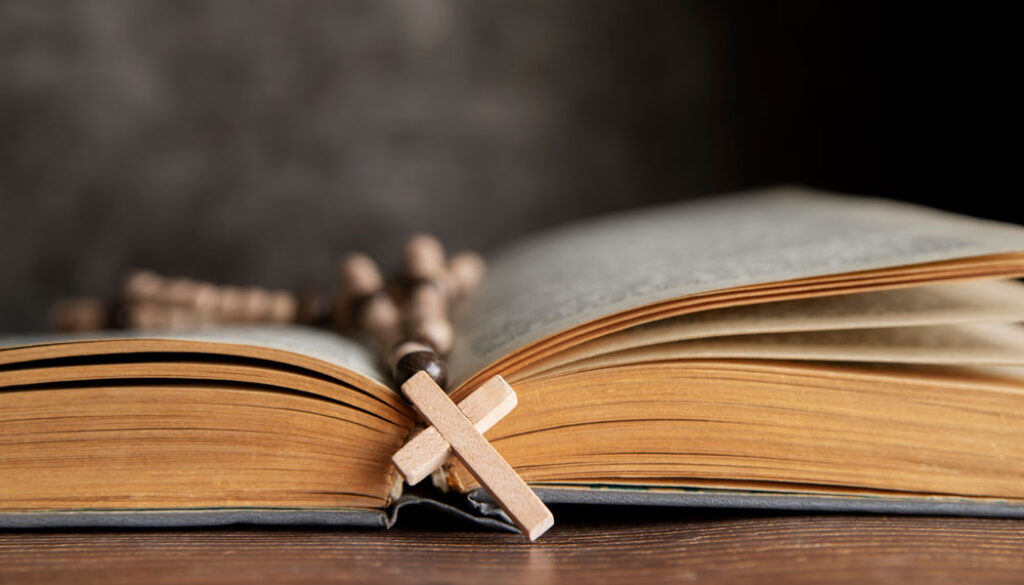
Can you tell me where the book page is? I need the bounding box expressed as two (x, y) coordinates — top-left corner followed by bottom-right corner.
(449, 187), (1024, 383)
(540, 322), (1024, 375)
(514, 279), (1024, 376)
(0, 325), (388, 386)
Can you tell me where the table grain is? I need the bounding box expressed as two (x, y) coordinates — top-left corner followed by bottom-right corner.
(2, 507), (1022, 584)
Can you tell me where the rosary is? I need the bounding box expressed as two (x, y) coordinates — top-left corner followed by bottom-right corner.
(48, 235), (554, 540)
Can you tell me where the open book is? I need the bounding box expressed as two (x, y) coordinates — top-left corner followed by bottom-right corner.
(4, 187), (1024, 529)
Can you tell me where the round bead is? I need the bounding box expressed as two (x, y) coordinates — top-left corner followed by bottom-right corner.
(406, 283), (447, 322)
(127, 302), (167, 330)
(403, 234), (446, 281)
(47, 297), (109, 332)
(192, 283), (221, 314)
(447, 251), (486, 298)
(388, 339), (434, 369)
(358, 292), (401, 349)
(217, 287), (246, 322)
(335, 253), (386, 331)
(122, 270), (163, 302)
(393, 350), (448, 389)
(408, 316), (454, 354)
(297, 292), (333, 326)
(268, 291), (298, 323)
(241, 287), (272, 321)
(167, 306), (196, 330)
(165, 278), (201, 306)
(339, 253), (384, 298)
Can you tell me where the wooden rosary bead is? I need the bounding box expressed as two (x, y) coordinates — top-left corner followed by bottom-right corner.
(335, 253), (387, 331)
(192, 282), (221, 314)
(127, 303), (195, 331)
(164, 278), (202, 306)
(447, 251), (486, 299)
(268, 291), (298, 323)
(407, 316), (454, 355)
(167, 305), (198, 330)
(126, 302), (167, 330)
(393, 349), (448, 389)
(403, 234), (447, 281)
(216, 286), (247, 322)
(339, 253), (384, 298)
(406, 282), (448, 323)
(357, 292), (401, 350)
(122, 270), (163, 302)
(47, 297), (109, 332)
(241, 287), (273, 322)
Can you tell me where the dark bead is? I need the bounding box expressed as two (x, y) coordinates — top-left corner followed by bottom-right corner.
(347, 291), (379, 327)
(107, 300), (130, 330)
(393, 350), (448, 390)
(297, 292), (334, 327)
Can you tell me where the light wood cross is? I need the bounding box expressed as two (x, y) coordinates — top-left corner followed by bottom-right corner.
(392, 372), (554, 541)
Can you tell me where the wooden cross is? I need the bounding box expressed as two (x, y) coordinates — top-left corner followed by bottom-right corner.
(392, 372), (554, 541)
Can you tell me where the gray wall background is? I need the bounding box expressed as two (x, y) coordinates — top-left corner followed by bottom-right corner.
(1, 1), (1015, 331)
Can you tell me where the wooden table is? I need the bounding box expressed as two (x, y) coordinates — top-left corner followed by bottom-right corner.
(2, 506), (1023, 584)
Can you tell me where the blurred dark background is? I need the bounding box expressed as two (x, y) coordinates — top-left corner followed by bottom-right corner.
(0, 1), (1017, 332)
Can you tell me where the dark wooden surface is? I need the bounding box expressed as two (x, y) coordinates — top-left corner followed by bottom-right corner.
(2, 507), (1023, 584)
